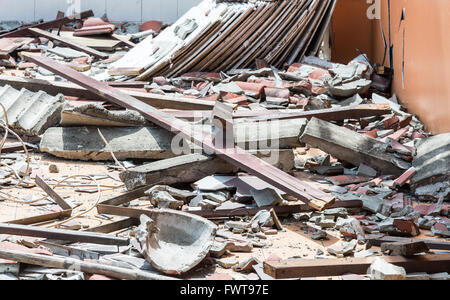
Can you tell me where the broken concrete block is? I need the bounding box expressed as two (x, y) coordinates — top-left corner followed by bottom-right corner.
(379, 218), (420, 237)
(250, 210), (274, 228)
(406, 272), (430, 280)
(0, 85), (66, 136)
(209, 241), (233, 258)
(431, 222), (450, 238)
(216, 258), (238, 269)
(340, 218), (366, 243)
(41, 120), (299, 162)
(320, 215), (336, 229)
(251, 188), (283, 207)
(120, 149), (293, 191)
(121, 154), (237, 191)
(429, 272), (449, 280)
(300, 118), (411, 175)
(381, 241), (429, 256)
(229, 242), (253, 253)
(135, 210), (217, 275)
(417, 216), (437, 230)
(311, 230), (328, 240)
(233, 257), (260, 273)
(327, 239), (358, 257)
(323, 208), (348, 218)
(358, 164), (377, 178)
(145, 189), (184, 209)
(368, 257), (406, 280)
(411, 133), (450, 201)
(61, 103), (149, 127)
(225, 221), (250, 231)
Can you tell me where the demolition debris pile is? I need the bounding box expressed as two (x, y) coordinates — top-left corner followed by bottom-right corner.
(0, 0), (448, 281)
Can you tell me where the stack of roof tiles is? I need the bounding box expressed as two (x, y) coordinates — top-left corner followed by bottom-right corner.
(109, 0), (337, 79)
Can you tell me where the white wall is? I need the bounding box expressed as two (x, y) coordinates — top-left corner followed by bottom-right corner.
(0, 0), (201, 23)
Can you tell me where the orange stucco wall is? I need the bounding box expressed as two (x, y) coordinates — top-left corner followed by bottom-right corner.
(332, 0), (450, 134)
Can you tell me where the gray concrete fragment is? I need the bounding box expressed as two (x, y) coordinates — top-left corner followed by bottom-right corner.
(300, 118), (410, 176)
(368, 257), (406, 280)
(216, 258), (238, 269)
(135, 210), (217, 275)
(40, 120), (301, 161)
(61, 103), (149, 127)
(327, 239), (357, 257)
(0, 85), (65, 135)
(47, 47), (88, 58)
(145, 189), (184, 209)
(120, 150), (293, 191)
(411, 133), (450, 201)
(250, 188), (283, 207)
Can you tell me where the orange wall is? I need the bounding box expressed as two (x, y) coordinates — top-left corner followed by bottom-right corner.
(332, 0), (450, 134)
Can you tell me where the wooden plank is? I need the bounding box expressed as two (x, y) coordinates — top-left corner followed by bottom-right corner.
(85, 218), (139, 234)
(366, 234), (450, 251)
(264, 254), (450, 279)
(26, 54), (335, 211)
(35, 175), (73, 210)
(100, 186), (151, 206)
(0, 249), (177, 280)
(0, 10), (94, 38)
(0, 223), (129, 246)
(0, 75), (215, 110)
(6, 210), (72, 226)
(1, 142), (37, 154)
(28, 28), (109, 59)
(164, 104), (392, 122)
(97, 200), (362, 220)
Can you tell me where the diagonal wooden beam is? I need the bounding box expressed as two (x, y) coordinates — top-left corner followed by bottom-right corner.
(25, 54), (334, 211)
(28, 28), (109, 59)
(0, 10), (94, 38)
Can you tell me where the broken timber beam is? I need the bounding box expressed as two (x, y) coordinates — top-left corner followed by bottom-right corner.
(6, 210), (72, 226)
(26, 54), (334, 211)
(35, 175), (73, 210)
(0, 10), (94, 38)
(85, 218), (139, 234)
(366, 234), (450, 251)
(237, 104), (392, 122)
(166, 104), (392, 122)
(300, 117), (411, 175)
(96, 201), (362, 220)
(28, 28), (109, 59)
(264, 254), (450, 279)
(0, 75), (215, 110)
(0, 223), (129, 246)
(0, 249), (177, 280)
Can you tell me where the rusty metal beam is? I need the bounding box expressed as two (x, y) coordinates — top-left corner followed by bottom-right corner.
(26, 55), (334, 211)
(0, 10), (94, 38)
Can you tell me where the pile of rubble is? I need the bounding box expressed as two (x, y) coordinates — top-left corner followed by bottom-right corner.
(0, 2), (448, 281)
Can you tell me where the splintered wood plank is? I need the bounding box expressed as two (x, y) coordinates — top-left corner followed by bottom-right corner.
(264, 255), (450, 279)
(35, 175), (73, 210)
(26, 54), (335, 211)
(0, 223), (129, 246)
(28, 28), (109, 59)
